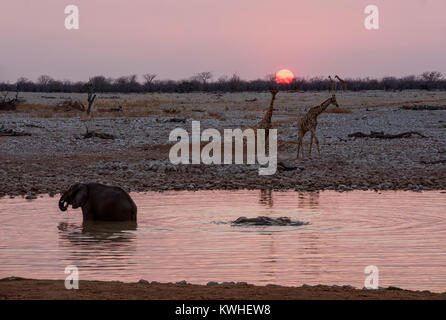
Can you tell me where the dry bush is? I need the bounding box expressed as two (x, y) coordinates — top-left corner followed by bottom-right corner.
(325, 107), (352, 114)
(10, 104), (55, 117)
(163, 107), (183, 114)
(207, 111), (224, 120)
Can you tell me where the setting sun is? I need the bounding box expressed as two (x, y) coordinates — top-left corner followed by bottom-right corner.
(275, 69), (294, 84)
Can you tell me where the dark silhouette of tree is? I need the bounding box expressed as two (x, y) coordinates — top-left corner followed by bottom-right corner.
(193, 71), (213, 84)
(142, 73), (157, 92)
(421, 71), (443, 82)
(228, 73), (241, 92)
(421, 71), (443, 90)
(16, 77), (32, 91)
(2, 71), (446, 93)
(89, 76), (110, 92)
(142, 73), (157, 84)
(37, 75), (52, 86)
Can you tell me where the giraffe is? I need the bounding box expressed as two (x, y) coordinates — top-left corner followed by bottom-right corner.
(220, 90), (277, 164)
(256, 89), (278, 135)
(335, 75), (347, 91)
(328, 76), (337, 93)
(243, 89), (278, 153)
(296, 94), (339, 159)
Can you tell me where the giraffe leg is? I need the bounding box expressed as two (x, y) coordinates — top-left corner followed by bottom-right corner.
(312, 130), (321, 156)
(296, 136), (301, 159)
(300, 139), (304, 160)
(297, 134), (304, 160)
(308, 132), (313, 158)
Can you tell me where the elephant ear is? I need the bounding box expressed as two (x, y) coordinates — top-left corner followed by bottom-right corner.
(72, 184), (88, 209)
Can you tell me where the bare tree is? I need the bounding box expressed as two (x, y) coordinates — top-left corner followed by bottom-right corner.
(228, 73), (241, 92)
(77, 79), (97, 134)
(89, 76), (110, 92)
(128, 74), (138, 85)
(142, 73), (157, 92)
(37, 75), (53, 88)
(16, 77), (30, 85)
(3, 72), (446, 93)
(142, 73), (157, 85)
(194, 71), (213, 84)
(114, 74), (140, 92)
(84, 80), (97, 115)
(421, 71), (443, 82)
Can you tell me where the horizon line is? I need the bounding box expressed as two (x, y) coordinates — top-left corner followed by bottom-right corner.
(1, 72), (445, 84)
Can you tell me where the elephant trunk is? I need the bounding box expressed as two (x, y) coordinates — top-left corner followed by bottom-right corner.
(59, 196), (69, 211)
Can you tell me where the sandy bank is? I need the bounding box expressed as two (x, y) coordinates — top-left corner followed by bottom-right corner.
(0, 278), (445, 300)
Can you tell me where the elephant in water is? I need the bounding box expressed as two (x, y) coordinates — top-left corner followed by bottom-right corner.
(59, 183), (137, 221)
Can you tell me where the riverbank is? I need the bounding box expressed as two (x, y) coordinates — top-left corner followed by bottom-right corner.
(1, 278), (445, 300)
(1, 91), (445, 197)
(0, 278), (446, 300)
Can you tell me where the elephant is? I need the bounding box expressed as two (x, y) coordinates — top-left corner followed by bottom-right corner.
(59, 183), (137, 221)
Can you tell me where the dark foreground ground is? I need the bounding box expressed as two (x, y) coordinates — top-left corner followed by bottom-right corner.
(0, 278), (445, 300)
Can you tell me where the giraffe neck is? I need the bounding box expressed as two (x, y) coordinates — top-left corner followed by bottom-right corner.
(311, 98), (332, 116)
(261, 94), (276, 125)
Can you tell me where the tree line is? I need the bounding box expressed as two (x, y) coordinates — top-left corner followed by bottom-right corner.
(0, 71), (445, 93)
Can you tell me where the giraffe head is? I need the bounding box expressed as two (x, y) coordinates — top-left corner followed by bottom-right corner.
(330, 94), (339, 107)
(270, 89), (278, 98)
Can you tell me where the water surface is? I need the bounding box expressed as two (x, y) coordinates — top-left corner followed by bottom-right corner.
(1, 190), (445, 292)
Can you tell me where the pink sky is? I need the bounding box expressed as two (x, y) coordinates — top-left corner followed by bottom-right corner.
(0, 0), (445, 82)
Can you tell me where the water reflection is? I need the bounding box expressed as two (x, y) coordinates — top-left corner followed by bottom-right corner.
(297, 192), (319, 209)
(259, 190), (273, 208)
(57, 221), (137, 263)
(1, 190), (445, 292)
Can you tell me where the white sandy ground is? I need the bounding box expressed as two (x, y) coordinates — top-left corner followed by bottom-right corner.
(0, 90), (445, 197)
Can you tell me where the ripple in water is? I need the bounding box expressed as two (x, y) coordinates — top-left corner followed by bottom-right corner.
(0, 190), (445, 292)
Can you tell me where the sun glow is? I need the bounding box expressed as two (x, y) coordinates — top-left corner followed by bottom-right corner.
(275, 69), (294, 84)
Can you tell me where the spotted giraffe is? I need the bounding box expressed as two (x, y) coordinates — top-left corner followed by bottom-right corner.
(256, 89), (278, 140)
(335, 75), (347, 91)
(328, 75), (337, 93)
(296, 94), (339, 159)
